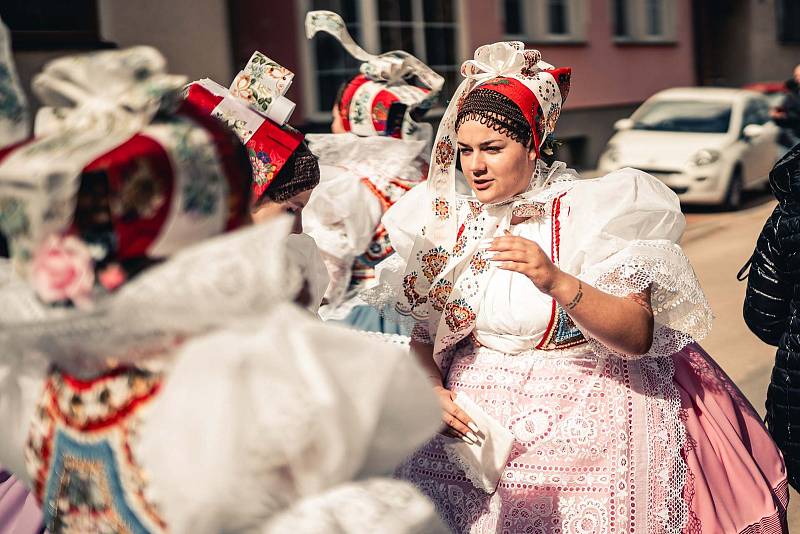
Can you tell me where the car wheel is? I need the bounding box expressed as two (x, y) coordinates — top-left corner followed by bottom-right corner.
(723, 166), (743, 211)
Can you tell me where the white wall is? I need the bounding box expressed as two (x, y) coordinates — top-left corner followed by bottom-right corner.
(98, 0), (234, 83)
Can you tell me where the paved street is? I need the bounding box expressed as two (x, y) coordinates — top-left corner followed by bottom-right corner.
(680, 192), (800, 529)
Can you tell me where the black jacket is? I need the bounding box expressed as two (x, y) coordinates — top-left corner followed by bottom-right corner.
(743, 142), (800, 490)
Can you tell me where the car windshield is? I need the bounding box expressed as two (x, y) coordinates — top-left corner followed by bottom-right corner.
(632, 100), (732, 133)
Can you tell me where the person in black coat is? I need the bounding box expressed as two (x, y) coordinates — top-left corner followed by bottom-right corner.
(744, 142), (800, 490)
(772, 65), (800, 144)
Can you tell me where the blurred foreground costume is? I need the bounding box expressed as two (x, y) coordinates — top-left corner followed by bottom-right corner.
(0, 15), (46, 534)
(367, 41), (789, 533)
(302, 10), (442, 333)
(0, 46), (444, 533)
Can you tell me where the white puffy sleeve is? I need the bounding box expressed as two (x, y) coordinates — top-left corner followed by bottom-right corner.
(304, 164), (384, 305)
(135, 303), (440, 533)
(559, 168), (712, 357)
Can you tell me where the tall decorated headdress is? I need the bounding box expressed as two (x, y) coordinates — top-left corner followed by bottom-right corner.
(305, 10), (444, 141)
(0, 46), (253, 309)
(184, 52), (319, 205)
(392, 41), (571, 357)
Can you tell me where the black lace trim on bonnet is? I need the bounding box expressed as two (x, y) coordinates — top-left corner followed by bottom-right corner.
(263, 141), (321, 203)
(456, 88), (532, 148)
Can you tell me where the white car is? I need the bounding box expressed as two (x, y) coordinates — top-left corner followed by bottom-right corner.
(597, 87), (781, 209)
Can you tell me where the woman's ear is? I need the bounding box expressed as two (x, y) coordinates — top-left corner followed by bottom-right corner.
(528, 146), (538, 163)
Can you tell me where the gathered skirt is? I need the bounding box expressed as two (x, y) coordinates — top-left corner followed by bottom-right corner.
(398, 341), (788, 533)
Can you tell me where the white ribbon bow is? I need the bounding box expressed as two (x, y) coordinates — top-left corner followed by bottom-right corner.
(460, 41), (553, 89)
(305, 10), (443, 97)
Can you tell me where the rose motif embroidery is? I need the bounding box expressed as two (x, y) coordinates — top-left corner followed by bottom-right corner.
(402, 272), (428, 309)
(434, 137), (455, 170)
(467, 201), (482, 218)
(420, 246), (450, 283)
(444, 298), (476, 332)
(31, 235), (95, 309)
(249, 149), (279, 185)
(432, 197), (450, 220)
(429, 279), (453, 312)
(520, 50), (542, 78)
(231, 72), (253, 101)
(470, 251), (489, 275)
(546, 102), (561, 134)
(452, 233), (468, 257)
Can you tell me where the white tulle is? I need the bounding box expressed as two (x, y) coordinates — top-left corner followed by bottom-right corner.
(0, 216), (442, 532)
(135, 304), (440, 533)
(262, 478), (449, 534)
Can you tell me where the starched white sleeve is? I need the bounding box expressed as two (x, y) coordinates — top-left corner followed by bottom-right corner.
(559, 168), (712, 358)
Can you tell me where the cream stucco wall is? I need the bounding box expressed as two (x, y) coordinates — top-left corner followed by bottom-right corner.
(98, 0), (234, 83)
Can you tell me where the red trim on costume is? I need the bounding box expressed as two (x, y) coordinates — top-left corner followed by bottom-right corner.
(47, 376), (162, 433)
(360, 178), (393, 211)
(536, 193), (567, 350)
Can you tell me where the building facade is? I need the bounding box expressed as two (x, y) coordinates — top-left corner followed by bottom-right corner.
(4, 0), (799, 168)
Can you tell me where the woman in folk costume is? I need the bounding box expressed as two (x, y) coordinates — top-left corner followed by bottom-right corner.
(302, 10), (443, 333)
(0, 15), (48, 534)
(182, 52), (330, 310)
(0, 47), (445, 534)
(367, 42), (789, 533)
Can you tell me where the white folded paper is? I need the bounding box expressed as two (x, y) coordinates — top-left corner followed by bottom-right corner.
(443, 391), (514, 493)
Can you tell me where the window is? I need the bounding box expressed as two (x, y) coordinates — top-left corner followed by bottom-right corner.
(612, 0), (629, 37)
(777, 0), (800, 44)
(645, 0), (663, 36)
(302, 0), (461, 120)
(613, 0), (676, 43)
(0, 1), (103, 50)
(503, 0), (525, 36)
(307, 0), (363, 116)
(548, 0), (569, 35)
(509, 0), (586, 43)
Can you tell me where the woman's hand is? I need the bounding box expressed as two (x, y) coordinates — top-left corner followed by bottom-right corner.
(434, 385), (480, 444)
(489, 231), (564, 295)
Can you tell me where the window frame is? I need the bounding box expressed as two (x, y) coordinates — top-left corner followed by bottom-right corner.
(506, 0), (587, 44)
(298, 0), (462, 122)
(612, 0), (677, 45)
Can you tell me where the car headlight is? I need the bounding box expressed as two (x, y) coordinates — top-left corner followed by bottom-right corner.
(603, 144), (620, 162)
(690, 149), (720, 166)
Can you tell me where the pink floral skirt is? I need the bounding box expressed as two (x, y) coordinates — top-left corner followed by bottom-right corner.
(398, 341), (788, 533)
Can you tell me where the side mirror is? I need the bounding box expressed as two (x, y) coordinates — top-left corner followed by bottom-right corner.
(743, 123), (764, 139)
(614, 118), (634, 131)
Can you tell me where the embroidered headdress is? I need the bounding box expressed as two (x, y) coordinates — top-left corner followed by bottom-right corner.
(391, 42), (572, 356)
(184, 52), (319, 206)
(306, 10), (444, 141)
(0, 46), (252, 309)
